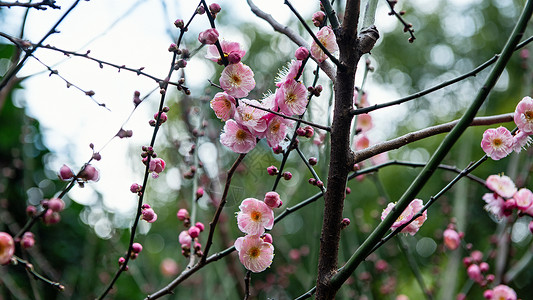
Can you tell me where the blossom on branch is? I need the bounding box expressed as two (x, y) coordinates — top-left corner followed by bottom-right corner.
(210, 92), (236, 121)
(148, 158), (166, 179)
(198, 28), (219, 45)
(381, 199), (427, 235)
(275, 78), (308, 116)
(0, 232), (15, 265)
(234, 235), (274, 273)
(310, 26), (338, 63)
(480, 127), (514, 160)
(219, 62), (255, 98)
(236, 198), (274, 235)
(220, 120), (257, 153)
(514, 96), (533, 134)
(485, 174), (517, 198)
(205, 40), (245, 64)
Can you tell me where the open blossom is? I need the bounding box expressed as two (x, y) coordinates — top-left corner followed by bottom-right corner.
(210, 92), (236, 121)
(234, 99), (268, 136)
(234, 235), (274, 273)
(488, 284), (517, 300)
(486, 174), (517, 198)
(205, 40), (245, 64)
(513, 188), (533, 211)
(0, 232), (15, 265)
(514, 96), (533, 134)
(483, 193), (506, 219)
(219, 62), (255, 98)
(220, 120), (257, 153)
(356, 113), (373, 132)
(275, 60), (302, 87)
(237, 198), (274, 235)
(310, 26), (339, 63)
(275, 78), (308, 116)
(481, 127), (514, 160)
(149, 158), (166, 179)
(381, 199), (427, 235)
(265, 114), (292, 148)
(512, 130), (532, 153)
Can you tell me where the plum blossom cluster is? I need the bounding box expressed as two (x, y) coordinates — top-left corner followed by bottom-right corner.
(140, 146), (166, 179)
(234, 192), (282, 273)
(482, 174), (533, 227)
(177, 208), (205, 258)
(380, 199), (427, 235)
(59, 163), (100, 184)
(481, 96), (533, 160)
(117, 242), (144, 271)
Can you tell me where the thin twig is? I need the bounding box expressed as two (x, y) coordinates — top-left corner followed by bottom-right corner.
(0, 0), (60, 9)
(13, 256), (64, 291)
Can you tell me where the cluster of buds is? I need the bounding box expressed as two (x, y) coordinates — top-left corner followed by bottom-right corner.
(308, 85), (322, 97)
(177, 208), (205, 258)
(183, 165), (197, 179)
(141, 146), (166, 179)
(463, 250), (493, 286)
(308, 178), (324, 188)
(296, 125), (314, 138)
(149, 107), (170, 127)
(41, 197), (66, 225)
(209, 3), (221, 18)
(59, 163), (100, 184)
(141, 204), (158, 223)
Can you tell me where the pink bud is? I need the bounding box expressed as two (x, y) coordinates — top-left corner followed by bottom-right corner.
(346, 187), (351, 194)
(443, 228), (461, 250)
(48, 198), (65, 213)
(308, 157), (318, 165)
(227, 52), (242, 64)
(483, 290), (493, 299)
(295, 47), (309, 60)
(26, 205), (37, 216)
(341, 218), (351, 229)
(195, 222), (205, 232)
(130, 183), (142, 193)
(141, 208), (158, 223)
(132, 242), (143, 253)
(479, 262), (489, 273)
(283, 172), (292, 180)
(149, 158), (166, 178)
(261, 233), (273, 244)
(21, 232), (35, 249)
(209, 3), (221, 14)
(312, 11), (326, 27)
(118, 257), (126, 265)
(289, 249), (300, 260)
(198, 28), (219, 45)
(308, 178), (317, 185)
(0, 232), (15, 265)
(467, 264), (483, 283)
(296, 127), (306, 136)
(529, 220), (533, 234)
(456, 293), (466, 300)
(196, 187), (204, 199)
(375, 259), (388, 272)
(174, 19), (184, 29)
(264, 191), (282, 208)
(177, 208), (189, 221)
(179, 230), (192, 247)
(272, 145), (283, 154)
(267, 166), (278, 176)
(304, 125), (314, 138)
(43, 209), (61, 225)
(188, 226), (200, 238)
(79, 164), (99, 182)
(471, 250), (483, 263)
(59, 164), (74, 180)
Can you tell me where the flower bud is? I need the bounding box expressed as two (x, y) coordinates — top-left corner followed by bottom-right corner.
(308, 157), (318, 165)
(312, 11), (326, 27)
(195, 222), (205, 232)
(264, 191), (282, 208)
(141, 207), (158, 223)
(341, 218), (351, 229)
(177, 208), (189, 221)
(132, 242), (143, 253)
(48, 198), (65, 213)
(0, 232), (15, 265)
(295, 47), (309, 60)
(21, 232), (35, 249)
(130, 183), (142, 193)
(196, 187), (204, 199)
(79, 164), (99, 182)
(59, 164), (74, 180)
(43, 209), (61, 225)
(209, 3), (221, 14)
(261, 233), (273, 244)
(227, 52), (242, 64)
(267, 166), (278, 176)
(188, 226), (200, 238)
(198, 28), (219, 45)
(283, 171), (292, 180)
(174, 19), (184, 29)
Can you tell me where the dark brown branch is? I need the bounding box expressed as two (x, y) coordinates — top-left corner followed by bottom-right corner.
(0, 0), (60, 9)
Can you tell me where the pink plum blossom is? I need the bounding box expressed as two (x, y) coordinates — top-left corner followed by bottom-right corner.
(179, 230), (192, 247)
(234, 99), (268, 136)
(357, 113), (373, 132)
(198, 28), (219, 45)
(219, 62), (255, 98)
(483, 193), (506, 219)
(489, 284), (517, 300)
(275, 78), (308, 116)
(206, 40), (245, 64)
(275, 60), (302, 87)
(236, 198), (274, 235)
(310, 26), (339, 63)
(381, 199), (427, 235)
(265, 114), (292, 148)
(486, 174), (517, 198)
(210, 92), (236, 121)
(264, 191), (282, 208)
(149, 158), (166, 178)
(481, 127), (514, 160)
(513, 96), (533, 134)
(467, 264), (483, 283)
(0, 232), (15, 265)
(513, 188), (533, 211)
(443, 228), (461, 250)
(234, 235), (274, 273)
(220, 120), (257, 153)
(512, 130), (531, 153)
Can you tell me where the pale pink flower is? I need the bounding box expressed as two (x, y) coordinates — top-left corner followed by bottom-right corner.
(179, 230), (192, 247)
(490, 284), (517, 300)
(275, 78), (308, 116)
(512, 130), (532, 153)
(356, 113), (373, 132)
(198, 28), (219, 45)
(234, 99), (268, 136)
(514, 96), (533, 134)
(220, 120), (257, 153)
(210, 92), (236, 121)
(486, 174), (517, 198)
(310, 26), (339, 63)
(265, 114), (292, 148)
(149, 158), (166, 179)
(370, 151), (389, 165)
(381, 199), (427, 235)
(354, 90), (369, 108)
(443, 228), (461, 250)
(236, 198), (274, 235)
(205, 40), (245, 63)
(0, 232), (15, 265)
(260, 93), (277, 111)
(481, 127), (514, 160)
(354, 133), (370, 150)
(513, 188), (533, 211)
(219, 62), (255, 98)
(160, 258), (179, 277)
(483, 193), (506, 219)
(234, 235), (274, 273)
(275, 60), (302, 87)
